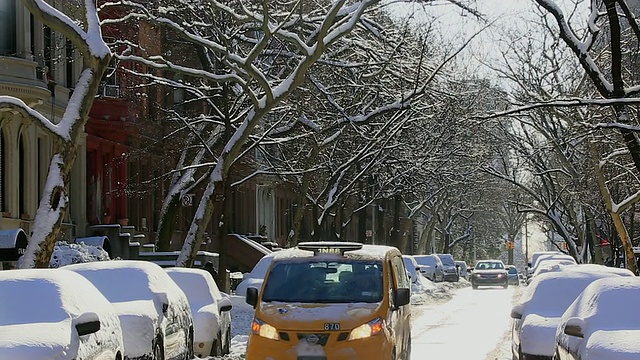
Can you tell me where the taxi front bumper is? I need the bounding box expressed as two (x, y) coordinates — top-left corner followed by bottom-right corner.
(245, 331), (393, 360)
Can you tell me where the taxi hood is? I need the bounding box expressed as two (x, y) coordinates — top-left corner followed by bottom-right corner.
(257, 301), (382, 331)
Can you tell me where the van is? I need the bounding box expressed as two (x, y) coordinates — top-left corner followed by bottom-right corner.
(245, 241), (411, 360)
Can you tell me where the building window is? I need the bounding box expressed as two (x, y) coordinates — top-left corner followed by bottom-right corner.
(0, 0), (16, 56)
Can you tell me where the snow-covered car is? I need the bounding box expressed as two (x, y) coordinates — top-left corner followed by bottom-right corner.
(470, 260), (508, 289)
(435, 253), (459, 282)
(166, 267), (233, 357)
(0, 268), (124, 360)
(510, 265), (634, 360)
(235, 251), (277, 296)
(527, 253), (574, 281)
(64, 260), (194, 360)
(527, 259), (578, 284)
(413, 254), (445, 282)
(402, 255), (422, 284)
(554, 276), (640, 360)
(527, 251), (564, 271)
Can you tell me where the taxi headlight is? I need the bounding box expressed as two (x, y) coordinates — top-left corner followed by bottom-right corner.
(348, 317), (383, 340)
(251, 318), (280, 340)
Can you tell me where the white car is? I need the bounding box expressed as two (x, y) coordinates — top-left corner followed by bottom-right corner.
(511, 265), (634, 360)
(235, 251), (276, 296)
(64, 260), (194, 360)
(555, 276), (640, 360)
(0, 268), (124, 360)
(166, 267), (233, 357)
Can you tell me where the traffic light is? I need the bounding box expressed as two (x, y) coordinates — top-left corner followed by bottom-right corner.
(506, 241), (514, 250)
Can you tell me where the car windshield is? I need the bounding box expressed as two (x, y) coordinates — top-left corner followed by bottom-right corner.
(414, 255), (436, 266)
(262, 260), (383, 303)
(437, 255), (455, 266)
(475, 262), (504, 270)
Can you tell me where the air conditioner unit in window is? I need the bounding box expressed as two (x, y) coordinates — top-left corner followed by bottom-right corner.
(102, 85), (120, 98)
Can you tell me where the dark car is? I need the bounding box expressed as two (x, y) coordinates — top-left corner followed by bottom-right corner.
(506, 265), (520, 286)
(435, 254), (459, 282)
(470, 260), (508, 289)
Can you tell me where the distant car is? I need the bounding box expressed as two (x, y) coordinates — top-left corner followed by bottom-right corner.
(526, 251), (565, 276)
(0, 268), (124, 360)
(554, 276), (640, 360)
(413, 254), (445, 282)
(511, 265), (634, 360)
(527, 254), (576, 283)
(64, 260), (194, 360)
(470, 260), (508, 289)
(435, 253), (459, 282)
(166, 267), (233, 357)
(455, 261), (469, 280)
(506, 265), (520, 286)
(235, 252), (277, 296)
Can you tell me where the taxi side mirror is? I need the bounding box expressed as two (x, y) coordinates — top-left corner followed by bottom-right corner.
(393, 288), (410, 308)
(246, 287), (259, 308)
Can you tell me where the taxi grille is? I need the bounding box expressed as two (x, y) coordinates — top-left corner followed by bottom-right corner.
(296, 333), (330, 346)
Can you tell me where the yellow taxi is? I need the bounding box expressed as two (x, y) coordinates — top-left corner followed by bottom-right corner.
(245, 242), (411, 360)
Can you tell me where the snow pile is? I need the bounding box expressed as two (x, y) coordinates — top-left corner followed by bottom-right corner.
(411, 278), (471, 306)
(48, 241), (110, 268)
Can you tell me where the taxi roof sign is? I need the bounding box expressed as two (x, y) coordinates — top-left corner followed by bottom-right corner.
(297, 242), (363, 255)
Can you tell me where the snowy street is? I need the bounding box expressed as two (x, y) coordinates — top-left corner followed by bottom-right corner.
(411, 286), (521, 360)
(220, 281), (523, 360)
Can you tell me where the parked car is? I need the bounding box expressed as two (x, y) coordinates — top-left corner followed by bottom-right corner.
(455, 261), (469, 280)
(506, 265), (520, 286)
(245, 242), (411, 360)
(526, 251), (566, 276)
(435, 253), (459, 282)
(413, 254), (445, 282)
(510, 265), (634, 360)
(527, 254), (577, 284)
(235, 251), (277, 296)
(554, 276), (640, 360)
(166, 267), (233, 357)
(470, 260), (508, 289)
(402, 255), (422, 284)
(64, 260), (194, 360)
(0, 268), (124, 360)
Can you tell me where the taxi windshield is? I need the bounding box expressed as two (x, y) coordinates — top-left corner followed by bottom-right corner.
(262, 260), (383, 303)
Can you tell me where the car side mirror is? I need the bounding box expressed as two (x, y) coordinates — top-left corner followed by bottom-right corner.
(393, 288), (410, 308)
(218, 297), (233, 312)
(246, 287), (259, 308)
(162, 303), (169, 315)
(564, 317), (585, 338)
(76, 320), (101, 336)
(510, 304), (524, 319)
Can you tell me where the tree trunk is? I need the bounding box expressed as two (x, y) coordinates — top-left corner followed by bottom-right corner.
(156, 195), (180, 251)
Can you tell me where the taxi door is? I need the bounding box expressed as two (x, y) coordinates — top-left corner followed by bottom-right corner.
(389, 255), (411, 359)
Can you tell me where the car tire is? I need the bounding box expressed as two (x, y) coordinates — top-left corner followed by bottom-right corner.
(472, 282), (478, 289)
(503, 282), (508, 289)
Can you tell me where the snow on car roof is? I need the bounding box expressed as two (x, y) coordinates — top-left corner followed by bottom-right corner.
(271, 243), (395, 262)
(166, 267), (221, 308)
(567, 276), (640, 330)
(0, 269), (111, 325)
(63, 260), (187, 304)
(519, 266), (634, 317)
